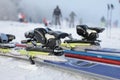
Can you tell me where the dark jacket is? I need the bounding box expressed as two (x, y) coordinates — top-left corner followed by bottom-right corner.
(53, 7), (62, 16)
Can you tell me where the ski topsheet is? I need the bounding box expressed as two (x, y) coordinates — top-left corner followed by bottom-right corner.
(1, 43), (120, 61)
(44, 58), (120, 80)
(64, 50), (120, 66)
(14, 43), (120, 54)
(64, 50), (120, 61)
(85, 48), (120, 53)
(15, 43), (120, 55)
(65, 53), (120, 65)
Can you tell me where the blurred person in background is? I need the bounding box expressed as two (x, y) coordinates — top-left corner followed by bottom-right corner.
(18, 12), (26, 22)
(53, 5), (62, 26)
(69, 11), (76, 28)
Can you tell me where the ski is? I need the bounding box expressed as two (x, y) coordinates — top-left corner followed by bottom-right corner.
(0, 43), (15, 48)
(85, 48), (120, 53)
(64, 50), (120, 65)
(44, 58), (120, 80)
(0, 49), (120, 80)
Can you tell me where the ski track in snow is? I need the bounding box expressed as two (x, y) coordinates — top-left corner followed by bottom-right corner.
(0, 21), (120, 80)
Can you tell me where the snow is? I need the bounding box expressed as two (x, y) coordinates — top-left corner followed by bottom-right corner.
(0, 56), (93, 80)
(0, 21), (120, 80)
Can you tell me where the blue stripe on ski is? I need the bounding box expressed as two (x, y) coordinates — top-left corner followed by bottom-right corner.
(64, 50), (120, 61)
(85, 48), (120, 53)
(44, 60), (120, 79)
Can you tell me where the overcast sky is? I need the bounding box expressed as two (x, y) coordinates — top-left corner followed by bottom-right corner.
(20, 0), (120, 25)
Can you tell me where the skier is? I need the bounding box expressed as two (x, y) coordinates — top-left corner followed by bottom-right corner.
(69, 11), (76, 28)
(53, 6), (62, 26)
(79, 18), (83, 25)
(100, 16), (106, 27)
(43, 18), (48, 26)
(113, 20), (118, 27)
(18, 12), (25, 22)
(65, 17), (69, 27)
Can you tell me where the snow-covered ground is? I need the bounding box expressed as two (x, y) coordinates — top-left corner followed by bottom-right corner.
(0, 21), (120, 80)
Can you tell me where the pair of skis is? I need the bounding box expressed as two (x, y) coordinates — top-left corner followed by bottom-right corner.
(1, 42), (120, 66)
(0, 42), (120, 79)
